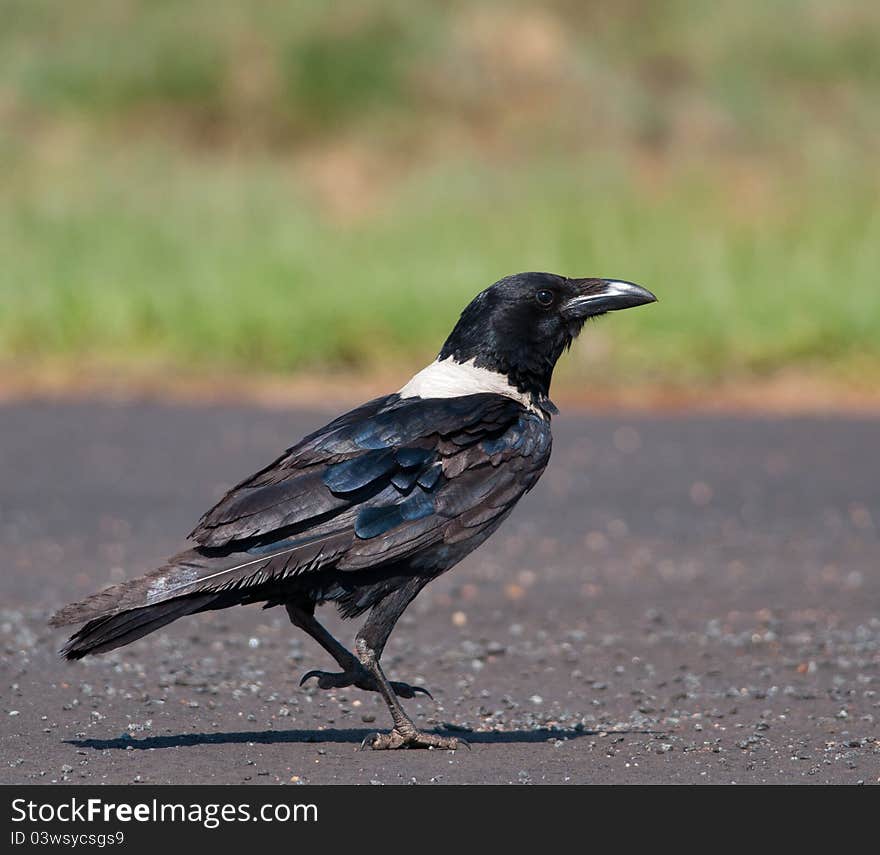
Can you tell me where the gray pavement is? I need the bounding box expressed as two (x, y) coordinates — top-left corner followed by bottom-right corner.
(1, 399), (878, 784)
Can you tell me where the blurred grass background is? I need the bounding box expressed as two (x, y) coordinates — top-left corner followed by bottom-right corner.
(2, 0), (879, 396)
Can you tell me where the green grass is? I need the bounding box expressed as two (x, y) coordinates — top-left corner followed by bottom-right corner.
(1, 1), (879, 388)
(3, 147), (878, 385)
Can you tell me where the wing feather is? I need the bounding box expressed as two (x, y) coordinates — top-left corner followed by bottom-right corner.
(136, 392), (555, 605)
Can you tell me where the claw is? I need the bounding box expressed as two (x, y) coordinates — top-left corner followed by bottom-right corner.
(299, 670), (323, 688)
(389, 681), (434, 701)
(360, 732), (380, 751)
(411, 685), (434, 701)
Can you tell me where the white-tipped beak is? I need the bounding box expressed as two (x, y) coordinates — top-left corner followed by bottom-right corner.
(563, 279), (657, 317)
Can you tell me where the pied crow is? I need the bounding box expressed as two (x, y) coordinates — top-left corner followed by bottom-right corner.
(50, 272), (656, 750)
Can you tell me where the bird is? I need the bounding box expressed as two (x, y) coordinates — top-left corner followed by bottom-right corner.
(50, 272), (656, 750)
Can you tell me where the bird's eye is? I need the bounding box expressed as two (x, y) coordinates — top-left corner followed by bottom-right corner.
(535, 289), (555, 307)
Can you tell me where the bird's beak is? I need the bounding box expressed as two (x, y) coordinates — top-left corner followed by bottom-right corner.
(562, 279), (657, 319)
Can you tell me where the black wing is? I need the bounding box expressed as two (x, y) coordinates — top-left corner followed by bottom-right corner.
(172, 393), (551, 588)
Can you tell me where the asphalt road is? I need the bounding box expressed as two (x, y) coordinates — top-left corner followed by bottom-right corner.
(1, 399), (878, 784)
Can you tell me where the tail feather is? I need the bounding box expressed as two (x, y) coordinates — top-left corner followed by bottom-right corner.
(48, 546), (237, 660)
(59, 594), (219, 660)
(49, 530), (352, 660)
(49, 565), (175, 629)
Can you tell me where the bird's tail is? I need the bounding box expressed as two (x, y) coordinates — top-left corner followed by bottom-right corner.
(52, 593), (219, 660)
(49, 533), (341, 660)
(48, 551), (227, 660)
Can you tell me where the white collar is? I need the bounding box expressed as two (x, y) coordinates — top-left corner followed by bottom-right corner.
(398, 357), (538, 413)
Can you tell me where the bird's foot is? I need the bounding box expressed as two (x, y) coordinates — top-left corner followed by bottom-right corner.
(362, 727), (465, 751)
(299, 668), (432, 700)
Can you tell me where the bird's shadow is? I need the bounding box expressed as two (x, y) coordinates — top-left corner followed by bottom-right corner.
(67, 726), (658, 751)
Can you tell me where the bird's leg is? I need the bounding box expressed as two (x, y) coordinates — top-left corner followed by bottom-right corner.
(286, 603), (430, 700)
(353, 582), (462, 751)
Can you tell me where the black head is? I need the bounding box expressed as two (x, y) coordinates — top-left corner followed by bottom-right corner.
(439, 272), (656, 400)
